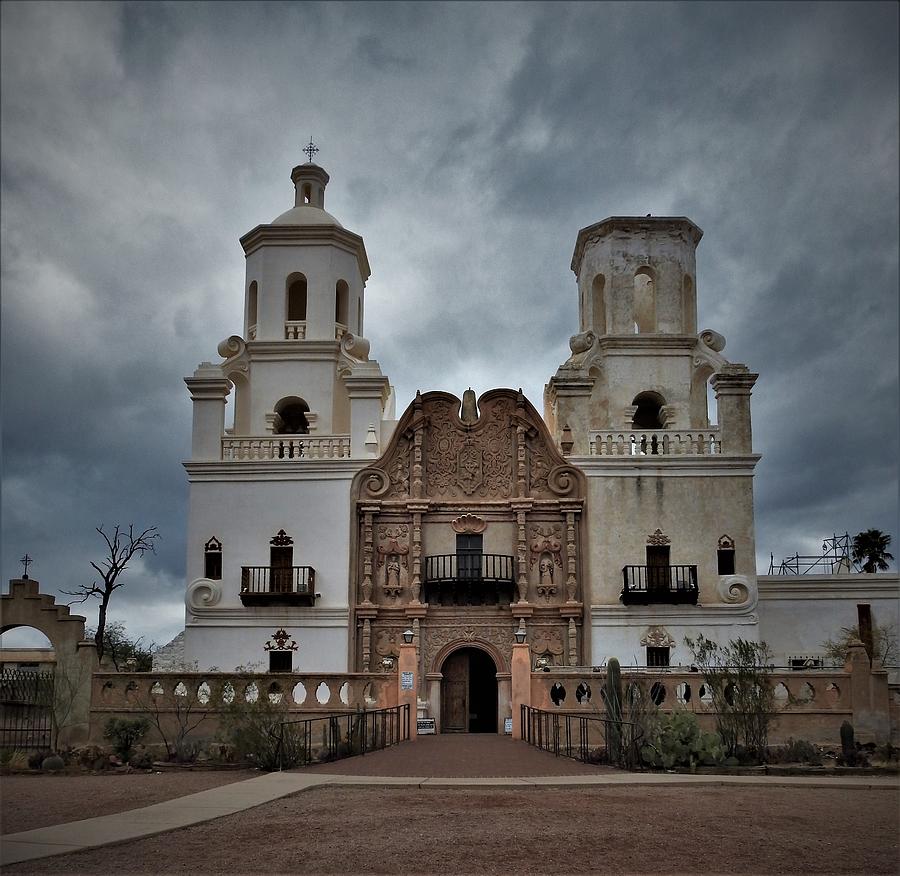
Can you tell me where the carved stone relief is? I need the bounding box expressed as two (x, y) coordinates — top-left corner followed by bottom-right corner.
(647, 528), (671, 546)
(451, 513), (487, 534)
(640, 625), (675, 648)
(423, 623), (514, 674)
(530, 627), (565, 661)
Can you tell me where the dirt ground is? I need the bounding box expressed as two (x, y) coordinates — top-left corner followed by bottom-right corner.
(5, 784), (898, 875)
(0, 770), (258, 834)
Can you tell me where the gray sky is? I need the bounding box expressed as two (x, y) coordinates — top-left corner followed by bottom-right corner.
(2, 1), (897, 650)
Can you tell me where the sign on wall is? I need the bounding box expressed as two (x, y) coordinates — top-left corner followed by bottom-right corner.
(400, 671), (414, 690)
(417, 718), (436, 735)
(504, 717), (513, 735)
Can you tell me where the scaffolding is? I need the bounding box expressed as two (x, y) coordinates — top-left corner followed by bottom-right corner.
(768, 532), (856, 575)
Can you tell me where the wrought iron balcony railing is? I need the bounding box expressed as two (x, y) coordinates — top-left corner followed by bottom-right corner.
(621, 564), (699, 605)
(240, 566), (316, 606)
(423, 554), (516, 606)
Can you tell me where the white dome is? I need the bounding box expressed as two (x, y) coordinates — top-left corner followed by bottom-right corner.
(271, 204), (343, 227)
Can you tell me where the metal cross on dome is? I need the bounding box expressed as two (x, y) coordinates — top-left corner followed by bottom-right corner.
(20, 553), (32, 579)
(303, 137), (319, 163)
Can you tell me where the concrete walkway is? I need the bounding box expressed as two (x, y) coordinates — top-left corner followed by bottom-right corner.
(3, 738), (897, 866)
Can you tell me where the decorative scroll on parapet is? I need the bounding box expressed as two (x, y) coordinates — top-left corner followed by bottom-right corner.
(353, 389), (587, 504)
(716, 575), (756, 606)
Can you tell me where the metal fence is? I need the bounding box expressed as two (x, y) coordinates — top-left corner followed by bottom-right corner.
(521, 705), (643, 770)
(0, 670), (54, 751)
(276, 703), (410, 770)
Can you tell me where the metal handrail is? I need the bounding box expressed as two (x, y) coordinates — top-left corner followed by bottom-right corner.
(520, 705), (644, 770)
(275, 704), (410, 770)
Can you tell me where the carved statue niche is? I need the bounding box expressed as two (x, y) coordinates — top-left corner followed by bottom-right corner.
(376, 524), (410, 601)
(530, 525), (562, 602)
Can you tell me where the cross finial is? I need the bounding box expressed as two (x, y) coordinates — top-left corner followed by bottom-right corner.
(303, 137), (319, 164)
(20, 554), (32, 579)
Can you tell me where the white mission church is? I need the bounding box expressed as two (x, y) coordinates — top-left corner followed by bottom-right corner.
(171, 152), (898, 731)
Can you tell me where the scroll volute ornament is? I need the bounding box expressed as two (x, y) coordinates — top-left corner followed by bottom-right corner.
(451, 514), (486, 534)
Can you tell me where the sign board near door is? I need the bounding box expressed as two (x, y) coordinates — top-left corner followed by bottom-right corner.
(504, 717), (513, 735)
(417, 718), (436, 735)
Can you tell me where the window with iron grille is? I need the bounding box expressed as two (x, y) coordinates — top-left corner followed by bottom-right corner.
(647, 646), (670, 667)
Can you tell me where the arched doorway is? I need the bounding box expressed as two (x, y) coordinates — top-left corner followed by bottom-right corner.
(440, 647), (497, 733)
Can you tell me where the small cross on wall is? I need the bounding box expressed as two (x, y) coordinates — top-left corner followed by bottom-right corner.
(20, 554), (33, 579)
(303, 137), (319, 163)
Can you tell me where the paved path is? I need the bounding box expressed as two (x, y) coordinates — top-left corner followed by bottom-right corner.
(3, 737), (897, 866)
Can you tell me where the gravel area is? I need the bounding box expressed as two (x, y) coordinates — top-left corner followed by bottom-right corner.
(0, 770), (258, 834)
(6, 784), (898, 874)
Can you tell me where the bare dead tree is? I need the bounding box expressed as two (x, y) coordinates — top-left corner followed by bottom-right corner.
(63, 524), (160, 663)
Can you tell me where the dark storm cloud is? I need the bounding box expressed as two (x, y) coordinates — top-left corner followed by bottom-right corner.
(2, 1), (896, 648)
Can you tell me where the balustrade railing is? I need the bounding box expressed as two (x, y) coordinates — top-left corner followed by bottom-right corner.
(241, 566), (315, 605)
(284, 320), (307, 340)
(621, 564), (699, 605)
(423, 554), (516, 606)
(222, 435), (351, 460)
(591, 429), (720, 456)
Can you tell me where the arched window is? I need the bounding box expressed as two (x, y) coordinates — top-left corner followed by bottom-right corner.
(204, 537), (222, 580)
(247, 281), (258, 335)
(335, 280), (349, 327)
(632, 391), (666, 429)
(682, 274), (695, 334)
(269, 530), (294, 593)
(301, 183), (312, 205)
(591, 274), (606, 335)
(286, 274), (307, 321)
(273, 396), (310, 435)
(633, 267), (656, 333)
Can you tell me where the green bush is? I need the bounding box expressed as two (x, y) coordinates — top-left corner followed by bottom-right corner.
(641, 711), (724, 770)
(772, 738), (823, 765)
(221, 697), (308, 771)
(103, 717), (150, 761)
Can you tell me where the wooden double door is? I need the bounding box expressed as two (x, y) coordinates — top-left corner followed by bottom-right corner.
(440, 648), (498, 733)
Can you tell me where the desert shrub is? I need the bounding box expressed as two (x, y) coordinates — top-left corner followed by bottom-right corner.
(641, 711), (724, 770)
(684, 634), (776, 762)
(41, 754), (65, 772)
(27, 750), (46, 770)
(874, 742), (899, 764)
(770, 738), (822, 765)
(103, 717), (150, 761)
(1, 748), (29, 770)
(221, 697), (308, 771)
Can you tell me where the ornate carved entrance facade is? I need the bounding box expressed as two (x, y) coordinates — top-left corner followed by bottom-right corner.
(350, 389), (587, 731)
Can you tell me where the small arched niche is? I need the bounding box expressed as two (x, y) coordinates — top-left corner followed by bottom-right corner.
(273, 396), (310, 435)
(681, 274), (695, 334)
(286, 273), (308, 321)
(591, 273), (606, 335)
(633, 267), (656, 333)
(335, 280), (349, 328)
(247, 281), (258, 336)
(631, 391), (666, 429)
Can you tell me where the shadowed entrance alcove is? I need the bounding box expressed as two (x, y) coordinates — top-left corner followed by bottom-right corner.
(439, 647), (497, 733)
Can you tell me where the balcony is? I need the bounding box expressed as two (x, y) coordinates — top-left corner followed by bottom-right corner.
(621, 565), (699, 605)
(222, 435), (351, 460)
(423, 554), (516, 606)
(240, 566), (316, 606)
(590, 430), (720, 456)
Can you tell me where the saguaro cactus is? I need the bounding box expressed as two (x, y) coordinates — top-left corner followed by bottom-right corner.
(605, 657), (624, 763)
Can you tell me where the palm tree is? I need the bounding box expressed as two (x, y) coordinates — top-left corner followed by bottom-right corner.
(851, 530), (894, 573)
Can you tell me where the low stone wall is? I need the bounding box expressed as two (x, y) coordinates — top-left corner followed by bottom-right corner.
(527, 647), (891, 746)
(89, 670), (398, 745)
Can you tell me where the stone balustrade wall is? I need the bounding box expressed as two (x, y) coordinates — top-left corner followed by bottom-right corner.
(528, 659), (891, 745)
(221, 435), (351, 460)
(590, 430), (720, 456)
(89, 671), (397, 745)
